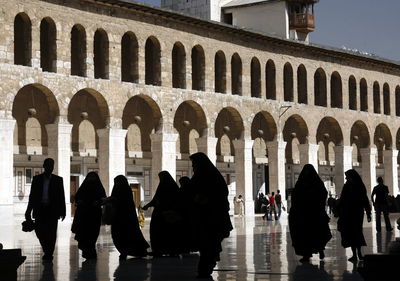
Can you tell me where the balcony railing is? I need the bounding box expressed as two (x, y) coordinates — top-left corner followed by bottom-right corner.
(289, 13), (315, 31)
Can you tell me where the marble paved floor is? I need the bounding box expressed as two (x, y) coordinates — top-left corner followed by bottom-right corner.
(1, 214), (399, 281)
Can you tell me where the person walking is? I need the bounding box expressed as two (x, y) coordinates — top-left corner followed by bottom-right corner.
(327, 194), (336, 216)
(143, 171), (183, 257)
(337, 169), (372, 262)
(269, 192), (278, 220)
(262, 193), (270, 220)
(236, 195), (245, 216)
(275, 190), (283, 219)
(189, 152), (233, 278)
(371, 177), (393, 232)
(111, 175), (149, 260)
(289, 164), (332, 263)
(71, 172), (106, 259)
(25, 158), (66, 261)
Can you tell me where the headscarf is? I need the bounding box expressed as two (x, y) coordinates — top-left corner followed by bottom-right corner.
(75, 172), (106, 202)
(294, 164), (324, 191)
(111, 175), (134, 205)
(344, 169), (367, 195)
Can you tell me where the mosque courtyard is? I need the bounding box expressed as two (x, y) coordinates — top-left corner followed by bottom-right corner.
(1, 214), (398, 281)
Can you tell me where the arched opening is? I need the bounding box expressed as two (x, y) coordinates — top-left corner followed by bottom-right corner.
(71, 24), (87, 77)
(266, 60), (276, 100)
(373, 81), (380, 114)
(383, 83), (390, 115)
(348, 75), (357, 110)
(251, 57), (261, 98)
(94, 29), (109, 79)
(283, 63), (294, 102)
(173, 101), (208, 157)
(316, 117), (344, 165)
(351, 143), (358, 165)
(215, 107), (244, 157)
(78, 119), (96, 156)
(350, 121), (370, 164)
(396, 86), (400, 117)
(328, 141), (335, 164)
(231, 53), (242, 96)
(283, 115), (309, 164)
(360, 78), (368, 112)
(40, 17), (57, 72)
(172, 42), (186, 89)
(121, 32), (139, 83)
(374, 124), (392, 164)
(25, 117), (42, 154)
(318, 141), (326, 164)
(396, 129), (400, 164)
(314, 68), (327, 106)
(297, 64), (307, 104)
(14, 13), (32, 66)
(192, 45), (205, 91)
(145, 36), (161, 86)
(330, 71), (342, 108)
(126, 123), (142, 153)
(215, 51), (226, 93)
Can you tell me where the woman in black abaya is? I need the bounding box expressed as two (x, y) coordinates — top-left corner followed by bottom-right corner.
(337, 169), (371, 262)
(143, 171), (183, 256)
(289, 164), (332, 262)
(111, 175), (149, 260)
(189, 152), (233, 278)
(71, 172), (106, 259)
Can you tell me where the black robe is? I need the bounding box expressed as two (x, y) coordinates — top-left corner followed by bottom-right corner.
(111, 175), (149, 257)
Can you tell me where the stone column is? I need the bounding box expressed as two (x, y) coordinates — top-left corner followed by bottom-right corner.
(233, 139), (254, 215)
(384, 149), (399, 196)
(298, 143), (319, 170)
(97, 128), (127, 195)
(46, 121), (73, 217)
(150, 133), (178, 195)
(195, 136), (217, 165)
(266, 140), (287, 200)
(360, 147), (377, 194)
(334, 145), (353, 195)
(0, 118), (15, 225)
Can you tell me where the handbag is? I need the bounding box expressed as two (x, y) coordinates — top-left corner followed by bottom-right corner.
(22, 219), (35, 232)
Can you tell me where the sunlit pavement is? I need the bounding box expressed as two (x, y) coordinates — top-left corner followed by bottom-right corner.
(1, 213), (399, 281)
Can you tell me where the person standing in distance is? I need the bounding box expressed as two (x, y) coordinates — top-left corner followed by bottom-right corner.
(25, 158), (66, 261)
(371, 177), (393, 232)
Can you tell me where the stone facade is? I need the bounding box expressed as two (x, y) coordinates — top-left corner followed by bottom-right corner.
(0, 0), (400, 218)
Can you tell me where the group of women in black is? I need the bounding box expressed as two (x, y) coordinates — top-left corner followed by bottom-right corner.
(71, 152), (233, 279)
(289, 164), (372, 263)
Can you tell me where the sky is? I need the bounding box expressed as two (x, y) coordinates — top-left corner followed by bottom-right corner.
(135, 0), (400, 62)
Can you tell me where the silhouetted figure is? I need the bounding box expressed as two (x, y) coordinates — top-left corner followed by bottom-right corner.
(269, 192), (278, 220)
(262, 192), (270, 220)
(327, 194), (336, 216)
(337, 169), (371, 262)
(236, 195), (244, 216)
(25, 158), (66, 261)
(275, 189), (283, 219)
(178, 176), (195, 253)
(111, 175), (149, 260)
(71, 172), (106, 259)
(114, 258), (149, 281)
(75, 260), (97, 281)
(371, 177), (393, 232)
(189, 152), (233, 278)
(143, 171), (183, 256)
(289, 164), (332, 263)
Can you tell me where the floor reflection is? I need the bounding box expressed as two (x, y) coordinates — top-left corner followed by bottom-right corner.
(0, 214), (398, 281)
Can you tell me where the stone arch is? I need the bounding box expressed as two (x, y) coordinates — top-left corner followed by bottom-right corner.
(383, 83), (390, 115)
(251, 57), (261, 98)
(145, 36), (161, 86)
(231, 53), (242, 96)
(172, 42), (186, 89)
(373, 81), (380, 114)
(348, 75), (357, 110)
(12, 84), (60, 150)
(351, 143), (358, 164)
(318, 141), (326, 163)
(283, 115), (309, 164)
(328, 141), (335, 164)
(251, 111), (277, 165)
(68, 89), (110, 152)
(374, 123), (392, 164)
(71, 24), (87, 77)
(14, 12), (32, 66)
(396, 86), (400, 117)
(192, 44), (205, 91)
(330, 71), (342, 108)
(94, 29), (109, 79)
(40, 17), (57, 72)
(283, 63), (294, 102)
(215, 50), (226, 93)
(25, 117), (42, 153)
(360, 78), (368, 112)
(297, 64), (307, 104)
(78, 119), (96, 155)
(122, 94), (163, 153)
(215, 107), (244, 156)
(396, 128), (400, 164)
(126, 123), (141, 152)
(121, 31), (139, 83)
(174, 101), (208, 155)
(314, 68), (327, 106)
(350, 121), (370, 163)
(316, 117), (344, 162)
(266, 59), (276, 100)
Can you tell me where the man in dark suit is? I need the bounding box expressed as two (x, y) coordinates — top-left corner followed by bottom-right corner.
(371, 177), (393, 232)
(25, 158), (66, 261)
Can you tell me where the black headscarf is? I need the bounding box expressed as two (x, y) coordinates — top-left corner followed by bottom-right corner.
(344, 169), (367, 195)
(111, 175), (135, 207)
(75, 172), (106, 203)
(295, 164), (324, 191)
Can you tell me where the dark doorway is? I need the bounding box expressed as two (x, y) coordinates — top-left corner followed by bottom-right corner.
(130, 183), (141, 208)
